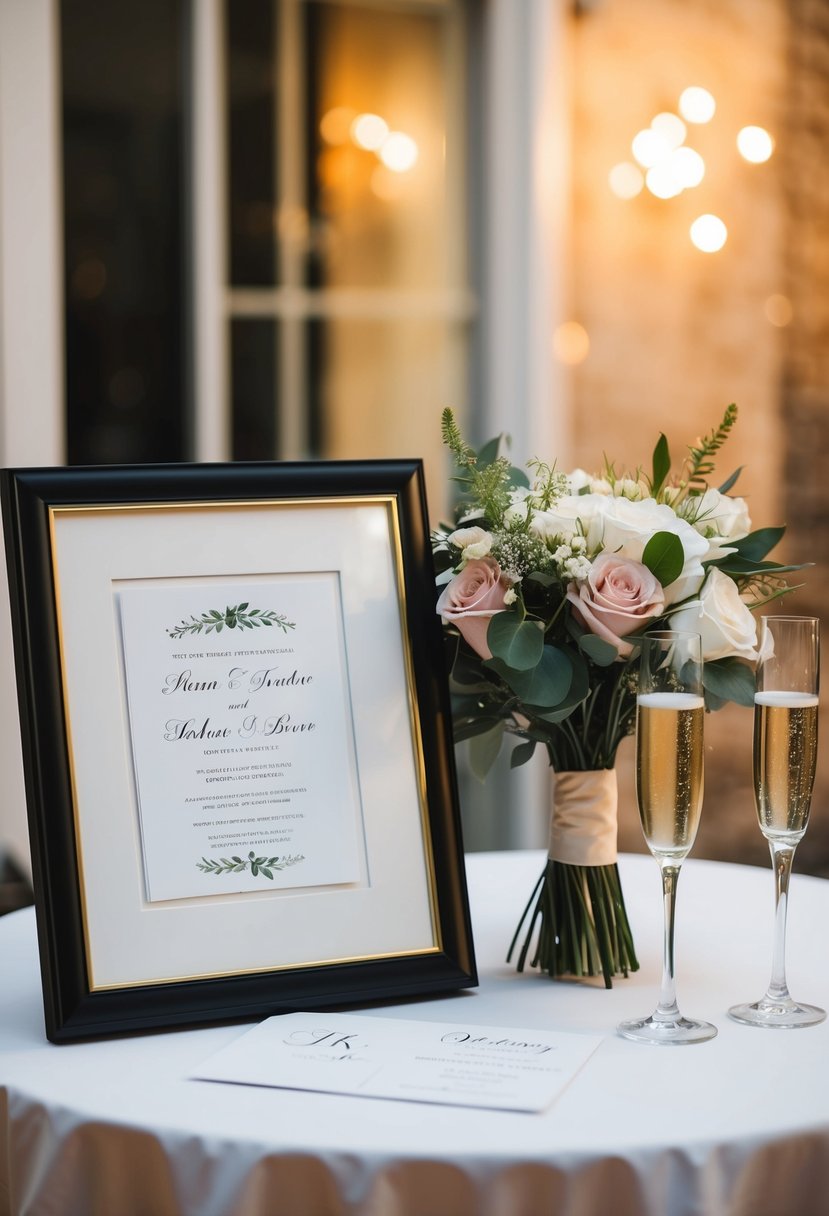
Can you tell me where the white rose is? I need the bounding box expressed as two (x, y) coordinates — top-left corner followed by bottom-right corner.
(528, 493), (610, 544)
(448, 526), (493, 562)
(669, 568), (758, 661)
(588, 496), (709, 606)
(682, 488), (752, 558)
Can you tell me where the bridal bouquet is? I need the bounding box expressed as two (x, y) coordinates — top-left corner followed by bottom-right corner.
(434, 404), (803, 986)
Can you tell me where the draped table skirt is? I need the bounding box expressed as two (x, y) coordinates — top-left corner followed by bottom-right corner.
(2, 852), (828, 1216)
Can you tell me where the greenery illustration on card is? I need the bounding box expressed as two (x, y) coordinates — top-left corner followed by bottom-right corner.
(167, 603), (296, 638)
(196, 852), (305, 880)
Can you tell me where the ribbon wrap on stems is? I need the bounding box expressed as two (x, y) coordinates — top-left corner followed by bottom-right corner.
(509, 768), (639, 988)
(548, 769), (619, 867)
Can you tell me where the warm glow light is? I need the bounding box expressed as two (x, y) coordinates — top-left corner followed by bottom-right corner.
(679, 86), (716, 124)
(553, 321), (590, 366)
(319, 106), (356, 146)
(764, 294), (793, 327)
(690, 214), (727, 252)
(631, 128), (671, 168)
(379, 131), (419, 173)
(351, 113), (389, 151)
(737, 126), (774, 163)
(651, 112), (687, 150)
(645, 163), (683, 199)
(609, 162), (644, 199)
(672, 146), (705, 188)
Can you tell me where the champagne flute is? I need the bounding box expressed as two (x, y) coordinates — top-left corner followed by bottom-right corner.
(728, 615), (825, 1028)
(618, 631), (717, 1045)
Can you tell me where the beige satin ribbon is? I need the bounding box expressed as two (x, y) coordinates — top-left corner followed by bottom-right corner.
(548, 769), (618, 866)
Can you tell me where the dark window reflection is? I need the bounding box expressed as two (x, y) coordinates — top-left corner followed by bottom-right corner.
(61, 0), (186, 464)
(227, 0), (278, 287)
(231, 320), (277, 459)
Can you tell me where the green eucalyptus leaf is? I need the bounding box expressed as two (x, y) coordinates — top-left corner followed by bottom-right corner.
(487, 612), (544, 671)
(702, 657), (755, 707)
(476, 437), (500, 465)
(578, 632), (619, 666)
(728, 526), (785, 562)
(651, 433), (671, 496)
(642, 530), (684, 587)
(485, 645), (572, 707)
(507, 465), (531, 489)
(510, 739), (537, 769)
(468, 722), (505, 781)
(526, 649), (589, 722)
(717, 467), (743, 494)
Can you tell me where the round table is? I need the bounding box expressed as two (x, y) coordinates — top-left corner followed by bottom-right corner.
(2, 852), (829, 1216)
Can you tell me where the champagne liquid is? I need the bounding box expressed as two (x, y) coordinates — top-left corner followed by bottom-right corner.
(636, 693), (705, 860)
(754, 691), (818, 842)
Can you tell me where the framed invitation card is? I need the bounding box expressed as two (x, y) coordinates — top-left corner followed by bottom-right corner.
(1, 460), (476, 1040)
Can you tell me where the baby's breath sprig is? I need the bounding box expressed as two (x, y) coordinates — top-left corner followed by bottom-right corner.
(492, 526), (554, 581)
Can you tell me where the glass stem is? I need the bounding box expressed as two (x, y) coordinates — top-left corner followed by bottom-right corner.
(765, 841), (796, 1004)
(656, 862), (681, 1019)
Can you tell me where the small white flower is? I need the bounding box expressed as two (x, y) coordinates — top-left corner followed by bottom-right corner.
(503, 587), (517, 605)
(591, 478), (614, 496)
(448, 525), (493, 563)
(553, 544), (573, 563)
(614, 477), (647, 501)
(563, 555), (593, 581)
(570, 535), (587, 552)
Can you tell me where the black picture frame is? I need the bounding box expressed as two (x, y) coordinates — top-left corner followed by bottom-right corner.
(1, 460), (476, 1041)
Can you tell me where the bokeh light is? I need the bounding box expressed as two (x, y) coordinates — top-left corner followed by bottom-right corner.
(351, 113), (389, 152)
(608, 162), (645, 199)
(737, 126), (774, 164)
(631, 128), (672, 168)
(764, 294), (793, 327)
(672, 146), (705, 188)
(651, 112), (687, 150)
(678, 86), (716, 124)
(319, 106), (356, 146)
(553, 321), (590, 365)
(690, 214), (728, 252)
(379, 132), (419, 173)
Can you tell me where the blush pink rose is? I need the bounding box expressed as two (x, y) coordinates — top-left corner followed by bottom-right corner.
(566, 553), (664, 658)
(437, 557), (510, 659)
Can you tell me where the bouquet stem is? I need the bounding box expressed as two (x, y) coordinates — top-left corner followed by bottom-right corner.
(508, 859), (639, 989)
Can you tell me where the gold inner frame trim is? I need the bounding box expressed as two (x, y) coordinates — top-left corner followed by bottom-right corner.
(48, 495), (443, 991)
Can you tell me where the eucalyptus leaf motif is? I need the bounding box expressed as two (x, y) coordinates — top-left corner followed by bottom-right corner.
(167, 605), (296, 639)
(196, 852), (305, 879)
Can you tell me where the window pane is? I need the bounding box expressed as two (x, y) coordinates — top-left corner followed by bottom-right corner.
(226, 0), (278, 287)
(306, 2), (456, 290)
(61, 0), (186, 464)
(313, 318), (467, 519)
(231, 319), (278, 459)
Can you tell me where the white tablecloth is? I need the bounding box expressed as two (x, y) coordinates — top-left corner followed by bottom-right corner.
(2, 851), (828, 1216)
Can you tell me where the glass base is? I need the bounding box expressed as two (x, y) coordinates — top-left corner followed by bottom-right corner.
(617, 1013), (718, 1046)
(728, 998), (826, 1029)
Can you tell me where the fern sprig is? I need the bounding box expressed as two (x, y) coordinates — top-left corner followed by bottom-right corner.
(684, 403), (738, 491)
(441, 407), (513, 527)
(441, 407), (477, 470)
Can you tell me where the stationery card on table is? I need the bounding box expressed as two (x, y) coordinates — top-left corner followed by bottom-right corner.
(192, 1012), (603, 1112)
(118, 576), (364, 903)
